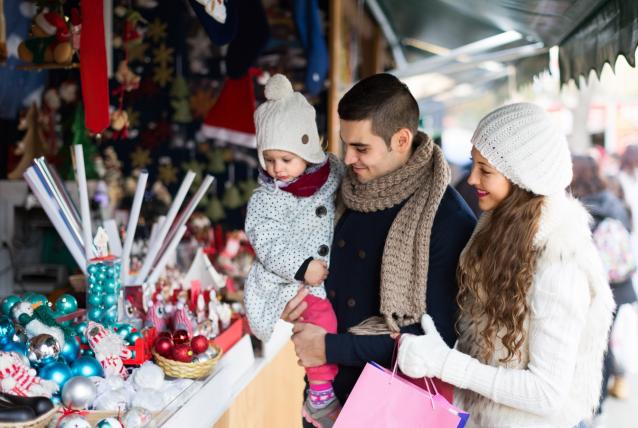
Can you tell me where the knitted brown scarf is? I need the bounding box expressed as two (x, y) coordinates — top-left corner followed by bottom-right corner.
(341, 132), (450, 334)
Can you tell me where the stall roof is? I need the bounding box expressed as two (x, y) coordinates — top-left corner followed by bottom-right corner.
(369, 0), (638, 98)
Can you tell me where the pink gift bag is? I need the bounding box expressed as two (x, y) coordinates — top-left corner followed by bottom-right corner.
(334, 362), (469, 428)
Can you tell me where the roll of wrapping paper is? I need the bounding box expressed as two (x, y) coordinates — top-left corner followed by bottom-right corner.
(80, 0), (109, 133)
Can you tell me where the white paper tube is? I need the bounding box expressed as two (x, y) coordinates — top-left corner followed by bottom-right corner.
(148, 216), (165, 252)
(120, 171), (148, 286)
(156, 175), (214, 262)
(145, 225), (187, 289)
(24, 168), (87, 273)
(104, 219), (122, 257)
(136, 171), (195, 284)
(73, 145), (94, 260)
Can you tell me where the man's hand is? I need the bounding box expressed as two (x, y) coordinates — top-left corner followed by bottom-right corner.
(304, 260), (328, 286)
(292, 322), (327, 367)
(281, 286), (309, 323)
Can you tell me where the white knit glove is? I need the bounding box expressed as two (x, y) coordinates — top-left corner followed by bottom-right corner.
(398, 314), (452, 379)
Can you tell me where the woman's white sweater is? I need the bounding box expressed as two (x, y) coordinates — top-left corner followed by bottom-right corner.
(446, 194), (615, 428)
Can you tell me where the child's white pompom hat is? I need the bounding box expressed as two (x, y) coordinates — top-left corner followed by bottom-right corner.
(471, 102), (572, 196)
(254, 74), (325, 169)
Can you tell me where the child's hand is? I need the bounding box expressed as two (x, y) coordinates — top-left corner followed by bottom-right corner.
(304, 260), (328, 286)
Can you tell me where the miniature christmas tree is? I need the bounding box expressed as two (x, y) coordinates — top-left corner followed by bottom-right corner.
(8, 104), (49, 179)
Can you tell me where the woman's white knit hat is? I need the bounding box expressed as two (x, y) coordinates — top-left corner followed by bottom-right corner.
(254, 74), (325, 169)
(471, 102), (572, 196)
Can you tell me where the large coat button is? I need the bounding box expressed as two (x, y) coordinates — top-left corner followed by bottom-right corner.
(318, 245), (329, 257)
(347, 298), (356, 308)
(336, 239), (346, 248)
(357, 250), (366, 260)
(328, 289), (336, 299)
(315, 206), (327, 217)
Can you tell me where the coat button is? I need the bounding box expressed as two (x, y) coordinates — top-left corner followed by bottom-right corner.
(347, 298), (356, 308)
(357, 250), (366, 260)
(336, 239), (346, 248)
(328, 289), (336, 299)
(318, 245), (329, 257)
(316, 206), (327, 217)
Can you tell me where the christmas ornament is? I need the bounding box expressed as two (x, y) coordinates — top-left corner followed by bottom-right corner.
(26, 294), (48, 307)
(130, 147), (151, 169)
(144, 301), (168, 332)
(122, 407), (153, 428)
(171, 344), (193, 362)
(85, 322), (132, 378)
(172, 330), (189, 345)
(206, 148), (226, 174)
(71, 355), (104, 377)
(153, 43), (174, 65)
(11, 324), (28, 344)
(154, 337), (173, 358)
(190, 335), (209, 355)
(96, 417), (124, 428)
(56, 414), (92, 428)
(1, 296), (20, 316)
(60, 337), (80, 364)
(222, 183), (243, 209)
(27, 334), (61, 366)
(114, 324), (132, 340)
(0, 316), (15, 345)
(189, 87), (215, 119)
(206, 197), (226, 222)
(38, 360), (72, 389)
(127, 331), (142, 344)
(158, 162), (178, 185)
(8, 104), (49, 180)
(2, 340), (27, 355)
(0, 351), (58, 397)
(173, 303), (193, 337)
(61, 376), (97, 409)
(131, 361), (164, 390)
(152, 62), (173, 87)
(82, 349), (95, 357)
(55, 294), (78, 315)
(157, 331), (172, 340)
(146, 18), (167, 42)
(87, 257), (121, 327)
(192, 352), (211, 363)
(17, 11), (74, 65)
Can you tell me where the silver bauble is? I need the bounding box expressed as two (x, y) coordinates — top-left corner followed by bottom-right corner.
(193, 352), (211, 363)
(12, 324), (28, 344)
(61, 376), (97, 410)
(27, 334), (60, 365)
(122, 407), (153, 428)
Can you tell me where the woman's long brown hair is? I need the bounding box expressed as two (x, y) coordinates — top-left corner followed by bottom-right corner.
(457, 185), (545, 363)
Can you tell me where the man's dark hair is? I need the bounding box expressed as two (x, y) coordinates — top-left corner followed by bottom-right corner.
(337, 73), (419, 146)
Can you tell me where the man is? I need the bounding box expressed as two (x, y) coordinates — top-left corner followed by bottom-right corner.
(283, 73), (476, 427)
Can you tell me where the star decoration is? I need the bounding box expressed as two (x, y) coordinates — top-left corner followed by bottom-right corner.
(153, 43), (174, 66)
(153, 63), (173, 87)
(158, 163), (178, 185)
(147, 18), (167, 43)
(126, 42), (148, 63)
(181, 160), (205, 185)
(125, 107), (140, 128)
(187, 29), (213, 60)
(131, 147), (151, 169)
(189, 88), (215, 119)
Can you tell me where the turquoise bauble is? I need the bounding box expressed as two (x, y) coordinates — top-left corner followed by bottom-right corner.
(87, 264), (99, 275)
(39, 361), (72, 389)
(55, 294), (78, 315)
(74, 321), (88, 337)
(101, 308), (117, 326)
(114, 324), (132, 340)
(26, 294), (49, 307)
(102, 294), (118, 308)
(82, 349), (94, 357)
(126, 331), (142, 344)
(51, 395), (61, 406)
(87, 293), (102, 307)
(2, 341), (27, 355)
(0, 315), (15, 345)
(60, 337), (80, 364)
(1, 296), (20, 316)
(71, 355), (103, 377)
(104, 279), (118, 294)
(87, 306), (103, 321)
(96, 417), (123, 428)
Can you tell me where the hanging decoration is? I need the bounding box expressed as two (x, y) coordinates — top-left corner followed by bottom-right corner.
(17, 9), (75, 66)
(8, 104), (49, 180)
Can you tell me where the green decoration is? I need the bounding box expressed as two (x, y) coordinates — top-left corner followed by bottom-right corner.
(222, 184), (243, 210)
(239, 179), (258, 204)
(206, 149), (226, 174)
(206, 197), (225, 222)
(63, 103), (98, 179)
(170, 77), (192, 124)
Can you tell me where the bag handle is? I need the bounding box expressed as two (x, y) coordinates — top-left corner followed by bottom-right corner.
(390, 335), (437, 409)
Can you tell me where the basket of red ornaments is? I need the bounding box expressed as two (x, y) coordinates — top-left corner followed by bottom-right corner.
(152, 330), (222, 379)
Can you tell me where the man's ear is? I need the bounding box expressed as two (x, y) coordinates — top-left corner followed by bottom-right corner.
(390, 128), (414, 153)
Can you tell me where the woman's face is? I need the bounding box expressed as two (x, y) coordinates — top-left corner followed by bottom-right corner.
(468, 147), (512, 211)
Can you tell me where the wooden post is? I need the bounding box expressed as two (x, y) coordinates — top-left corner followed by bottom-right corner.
(328, 0), (342, 155)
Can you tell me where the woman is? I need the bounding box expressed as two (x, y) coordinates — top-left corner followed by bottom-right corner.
(398, 103), (615, 428)
(572, 155), (637, 413)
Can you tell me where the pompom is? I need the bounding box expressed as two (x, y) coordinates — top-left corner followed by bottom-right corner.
(131, 362), (164, 391)
(264, 74), (293, 101)
(92, 388), (129, 411)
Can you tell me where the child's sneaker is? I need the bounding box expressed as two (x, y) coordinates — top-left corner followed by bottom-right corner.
(302, 397), (341, 428)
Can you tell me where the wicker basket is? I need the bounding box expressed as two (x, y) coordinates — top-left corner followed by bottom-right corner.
(0, 405), (59, 428)
(153, 344), (222, 379)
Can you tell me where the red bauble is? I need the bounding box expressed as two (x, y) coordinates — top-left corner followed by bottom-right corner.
(191, 335), (209, 355)
(158, 331), (172, 340)
(172, 343), (193, 362)
(173, 329), (189, 345)
(154, 336), (173, 358)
